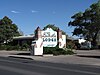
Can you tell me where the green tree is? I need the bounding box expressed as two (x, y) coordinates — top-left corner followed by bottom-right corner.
(43, 24), (66, 35)
(0, 16), (20, 44)
(68, 0), (100, 47)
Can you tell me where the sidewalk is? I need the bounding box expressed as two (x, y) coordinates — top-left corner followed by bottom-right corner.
(0, 50), (100, 66)
(75, 50), (100, 56)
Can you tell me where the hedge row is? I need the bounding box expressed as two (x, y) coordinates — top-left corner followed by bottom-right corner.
(43, 47), (74, 55)
(0, 45), (29, 51)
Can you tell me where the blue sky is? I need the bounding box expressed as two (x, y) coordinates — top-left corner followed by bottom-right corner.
(0, 0), (98, 37)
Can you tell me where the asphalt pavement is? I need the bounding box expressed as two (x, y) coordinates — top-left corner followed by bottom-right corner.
(0, 56), (100, 75)
(0, 50), (100, 66)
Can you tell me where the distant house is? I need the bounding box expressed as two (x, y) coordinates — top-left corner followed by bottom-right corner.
(13, 34), (35, 46)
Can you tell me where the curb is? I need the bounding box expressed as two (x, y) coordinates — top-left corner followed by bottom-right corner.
(8, 55), (33, 60)
(76, 54), (100, 59)
(43, 54), (53, 57)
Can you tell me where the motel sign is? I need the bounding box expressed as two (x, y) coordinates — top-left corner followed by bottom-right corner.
(31, 27), (66, 55)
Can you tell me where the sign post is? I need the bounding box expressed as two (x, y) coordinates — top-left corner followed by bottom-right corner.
(31, 27), (66, 56)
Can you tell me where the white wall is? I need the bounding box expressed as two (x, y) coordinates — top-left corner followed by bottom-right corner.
(31, 38), (43, 55)
(59, 35), (66, 48)
(78, 39), (86, 44)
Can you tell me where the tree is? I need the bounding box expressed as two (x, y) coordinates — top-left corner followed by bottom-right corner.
(43, 24), (66, 35)
(0, 16), (20, 44)
(68, 0), (100, 47)
(18, 28), (24, 36)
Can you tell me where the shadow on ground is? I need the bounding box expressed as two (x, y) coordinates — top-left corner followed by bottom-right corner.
(77, 55), (100, 59)
(16, 53), (31, 55)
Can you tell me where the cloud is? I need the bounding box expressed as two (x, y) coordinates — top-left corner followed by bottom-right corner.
(11, 11), (20, 13)
(31, 10), (38, 13)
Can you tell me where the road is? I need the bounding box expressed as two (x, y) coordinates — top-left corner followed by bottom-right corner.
(0, 57), (100, 75)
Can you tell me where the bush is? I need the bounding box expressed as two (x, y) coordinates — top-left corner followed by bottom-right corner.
(0, 45), (6, 50)
(53, 48), (66, 55)
(0, 45), (21, 50)
(66, 49), (75, 55)
(43, 47), (75, 55)
(43, 47), (57, 54)
(20, 43), (30, 50)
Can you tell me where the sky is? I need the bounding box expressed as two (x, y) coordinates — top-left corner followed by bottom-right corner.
(0, 0), (98, 38)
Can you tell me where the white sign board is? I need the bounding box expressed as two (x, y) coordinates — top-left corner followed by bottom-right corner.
(42, 28), (57, 47)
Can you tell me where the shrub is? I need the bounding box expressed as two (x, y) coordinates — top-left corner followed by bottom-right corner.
(0, 45), (6, 50)
(43, 47), (75, 55)
(53, 48), (66, 55)
(0, 45), (21, 50)
(66, 49), (75, 55)
(43, 47), (57, 54)
(21, 43), (30, 50)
